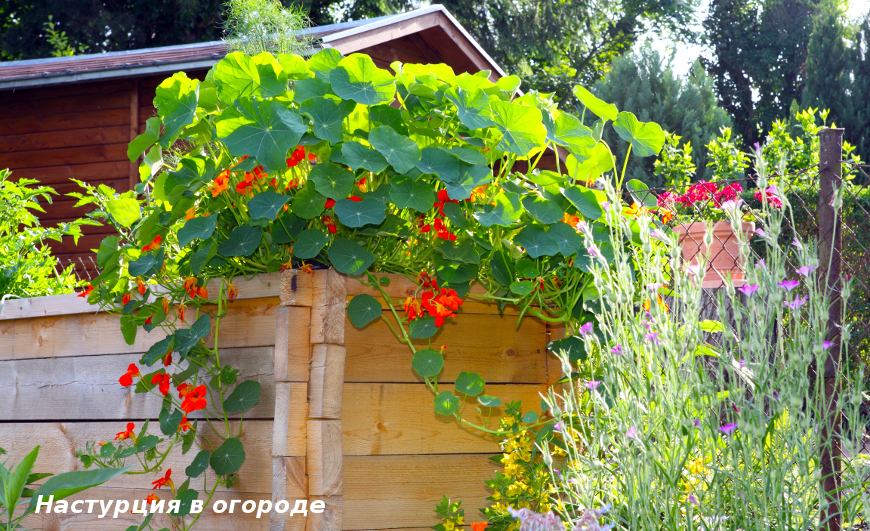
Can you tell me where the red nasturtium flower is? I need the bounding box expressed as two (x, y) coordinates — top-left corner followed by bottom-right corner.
(286, 146), (315, 167)
(163, 351), (173, 367)
(145, 493), (160, 505)
(404, 297), (423, 322)
(208, 172), (230, 197)
(321, 215), (337, 234)
(136, 277), (147, 295)
(325, 198), (336, 209)
(471, 523), (488, 531)
(122, 293), (132, 306)
(77, 284), (94, 298)
(142, 235), (162, 252)
(347, 195), (363, 202)
(115, 422), (136, 441)
(178, 415), (192, 432)
(176, 304), (187, 323)
(561, 212), (580, 227)
(151, 373), (171, 396)
(433, 218), (456, 241)
(144, 315), (153, 326)
(421, 288), (464, 327)
(119, 364), (140, 387)
(433, 189), (459, 216)
(227, 283), (238, 301)
(180, 384), (208, 413)
(151, 469), (174, 492)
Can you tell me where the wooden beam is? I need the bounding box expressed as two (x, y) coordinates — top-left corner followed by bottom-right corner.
(328, 13), (442, 56)
(274, 306), (312, 382)
(271, 382), (308, 457)
(309, 270), (347, 345)
(128, 79), (139, 190)
(305, 495), (343, 531)
(308, 344), (345, 419)
(307, 420), (343, 496)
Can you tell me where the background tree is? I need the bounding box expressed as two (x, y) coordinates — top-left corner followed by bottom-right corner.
(590, 45), (733, 186)
(702, 0), (819, 148)
(439, 0), (698, 106)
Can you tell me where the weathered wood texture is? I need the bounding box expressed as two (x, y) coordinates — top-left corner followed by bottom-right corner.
(2, 272), (556, 531)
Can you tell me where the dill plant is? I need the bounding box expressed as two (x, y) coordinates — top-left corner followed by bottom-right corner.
(541, 175), (867, 530)
(223, 0), (312, 56)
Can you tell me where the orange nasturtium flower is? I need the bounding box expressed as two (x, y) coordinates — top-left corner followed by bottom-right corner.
(227, 283), (238, 301)
(300, 262), (313, 275)
(151, 373), (171, 396)
(77, 284), (94, 298)
(119, 363), (140, 387)
(185, 207), (197, 221)
(162, 297), (170, 315)
(421, 288), (463, 327)
(178, 415), (192, 432)
(470, 184), (488, 202)
(142, 235), (162, 252)
(643, 295), (669, 313)
(561, 212), (581, 228)
(176, 304), (187, 323)
(136, 277), (147, 296)
(660, 208), (675, 223)
(163, 351), (173, 367)
(145, 494), (160, 505)
(151, 469), (175, 494)
(471, 523), (488, 531)
(404, 297), (423, 322)
(115, 422), (136, 441)
(122, 293), (132, 306)
(208, 172), (230, 197)
(180, 385), (208, 413)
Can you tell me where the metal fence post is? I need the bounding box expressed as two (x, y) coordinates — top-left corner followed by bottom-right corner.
(818, 127), (844, 531)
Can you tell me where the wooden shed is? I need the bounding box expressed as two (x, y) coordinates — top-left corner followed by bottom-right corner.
(0, 270), (558, 531)
(0, 5), (518, 272)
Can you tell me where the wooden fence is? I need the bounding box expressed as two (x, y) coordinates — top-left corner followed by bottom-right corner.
(0, 270), (558, 530)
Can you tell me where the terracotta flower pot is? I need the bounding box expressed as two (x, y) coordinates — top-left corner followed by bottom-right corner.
(673, 220), (755, 288)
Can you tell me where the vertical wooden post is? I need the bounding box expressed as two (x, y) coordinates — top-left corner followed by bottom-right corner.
(128, 79), (140, 191)
(818, 127), (844, 531)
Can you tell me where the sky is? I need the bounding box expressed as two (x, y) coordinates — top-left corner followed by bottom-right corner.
(648, 0), (870, 77)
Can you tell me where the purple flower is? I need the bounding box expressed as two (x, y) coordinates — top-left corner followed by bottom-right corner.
(778, 280), (800, 291)
(719, 423), (737, 436)
(796, 265), (817, 277)
(553, 469), (563, 481)
(587, 244), (604, 262)
(578, 322), (593, 336)
(792, 238), (804, 250)
(644, 331), (661, 345)
(602, 201), (611, 210)
(822, 340), (835, 351)
(739, 359), (746, 369)
(773, 390), (780, 400)
(507, 508), (565, 531)
(586, 380), (601, 391)
(755, 228), (767, 238)
(626, 426), (638, 440)
(737, 284), (759, 296)
(611, 344), (623, 356)
(753, 142), (762, 157)
(688, 494), (699, 507)
(755, 259), (767, 270)
(553, 421), (564, 433)
(783, 295), (808, 310)
(693, 418), (700, 428)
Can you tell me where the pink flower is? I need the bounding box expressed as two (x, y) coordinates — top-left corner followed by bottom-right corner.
(783, 295), (808, 310)
(587, 244), (604, 262)
(737, 284), (759, 296)
(626, 426), (638, 440)
(796, 265), (817, 277)
(754, 228), (766, 238)
(688, 494), (699, 507)
(755, 259), (766, 270)
(792, 238), (804, 250)
(650, 229), (668, 241)
(647, 282), (663, 291)
(778, 280), (800, 291)
(719, 423), (737, 435)
(686, 264), (701, 277)
(611, 344), (623, 356)
(822, 341), (835, 351)
(585, 380), (601, 390)
(578, 322), (593, 336)
(644, 331), (661, 345)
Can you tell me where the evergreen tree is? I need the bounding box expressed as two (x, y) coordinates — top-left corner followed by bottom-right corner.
(590, 45), (733, 186)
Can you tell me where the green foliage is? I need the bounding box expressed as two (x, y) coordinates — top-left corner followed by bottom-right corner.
(0, 169), (90, 302)
(42, 15), (87, 57)
(591, 46), (732, 186)
(223, 0), (312, 56)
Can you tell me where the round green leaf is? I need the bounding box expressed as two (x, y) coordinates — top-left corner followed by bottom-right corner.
(477, 395), (502, 408)
(455, 371), (485, 396)
(307, 48), (344, 80)
(129, 251), (162, 277)
(155, 72), (199, 146)
(276, 53), (313, 80)
(522, 195), (564, 225)
(177, 215), (218, 247)
(434, 391), (460, 416)
(515, 225), (559, 258)
(490, 249), (515, 286)
(159, 408), (183, 436)
(443, 163), (492, 200)
(291, 180), (327, 219)
(342, 141), (389, 173)
(613, 111), (665, 158)
(444, 86), (494, 129)
(334, 197), (387, 228)
(474, 192), (523, 227)
(215, 98), (308, 173)
(218, 225), (263, 257)
(547, 222), (583, 257)
(368, 126), (421, 174)
(185, 450), (210, 478)
(522, 411), (539, 423)
(437, 240), (480, 264)
(544, 112), (595, 157)
(510, 280), (535, 297)
(309, 161), (356, 199)
(293, 77), (334, 102)
(300, 97), (356, 144)
(562, 185), (605, 221)
(328, 239), (375, 275)
(572, 86), (618, 122)
(409, 315), (440, 338)
(106, 198), (141, 228)
(412, 348), (444, 377)
(442, 202), (470, 229)
(223, 380), (262, 413)
(214, 52), (261, 104)
(347, 294), (383, 328)
(416, 147), (460, 181)
(293, 228), (329, 259)
(210, 437), (246, 476)
(489, 100), (547, 156)
(329, 54), (396, 105)
(247, 190), (290, 221)
(565, 144), (614, 183)
(389, 177), (436, 212)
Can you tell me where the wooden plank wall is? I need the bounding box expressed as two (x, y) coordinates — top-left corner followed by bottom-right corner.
(0, 271), (559, 531)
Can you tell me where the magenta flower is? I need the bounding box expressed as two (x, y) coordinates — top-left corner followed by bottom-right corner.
(585, 380), (601, 391)
(688, 494), (699, 507)
(796, 265), (817, 277)
(644, 331), (661, 345)
(553, 421), (564, 433)
(647, 282), (663, 291)
(755, 259), (766, 270)
(693, 418), (700, 428)
(778, 280), (800, 291)
(772, 390), (780, 400)
(587, 244), (604, 262)
(737, 284), (759, 296)
(626, 426), (638, 440)
(792, 238), (804, 250)
(611, 344), (623, 356)
(822, 341), (835, 350)
(783, 295), (808, 310)
(578, 322), (593, 336)
(719, 423), (737, 436)
(651, 229), (667, 241)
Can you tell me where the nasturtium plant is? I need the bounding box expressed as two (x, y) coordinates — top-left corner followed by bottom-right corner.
(69, 46), (665, 528)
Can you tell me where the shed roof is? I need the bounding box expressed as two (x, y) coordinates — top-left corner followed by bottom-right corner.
(0, 4), (505, 90)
